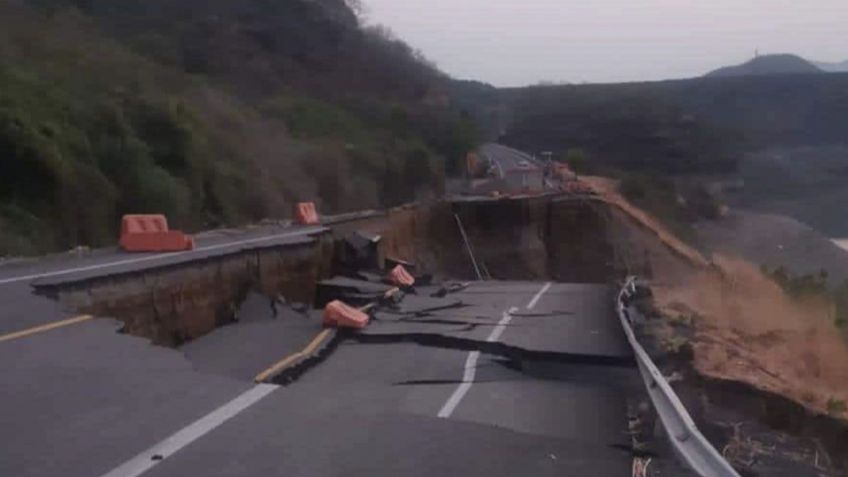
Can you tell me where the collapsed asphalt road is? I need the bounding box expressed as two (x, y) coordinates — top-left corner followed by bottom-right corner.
(140, 281), (637, 477)
(0, 222), (327, 334)
(1, 273), (641, 476)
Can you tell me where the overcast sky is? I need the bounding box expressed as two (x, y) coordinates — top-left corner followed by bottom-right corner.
(362, 0), (848, 87)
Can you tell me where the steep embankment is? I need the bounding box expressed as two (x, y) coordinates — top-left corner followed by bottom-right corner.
(0, 0), (477, 256)
(582, 178), (848, 422)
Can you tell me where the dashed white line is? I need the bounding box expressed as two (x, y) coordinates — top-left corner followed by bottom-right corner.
(526, 282), (552, 310)
(98, 384), (277, 477)
(0, 228), (321, 286)
(437, 281), (553, 419)
(487, 307), (517, 344)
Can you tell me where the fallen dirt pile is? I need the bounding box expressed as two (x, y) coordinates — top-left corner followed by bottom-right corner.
(654, 256), (848, 416)
(585, 175), (848, 417)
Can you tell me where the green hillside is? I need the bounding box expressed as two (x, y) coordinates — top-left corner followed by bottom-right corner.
(0, 0), (477, 255)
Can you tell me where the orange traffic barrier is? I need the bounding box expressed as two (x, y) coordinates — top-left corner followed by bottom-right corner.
(322, 300), (369, 329)
(294, 202), (320, 225)
(554, 163), (576, 181)
(466, 152), (481, 176)
(388, 265), (415, 287)
(119, 214), (194, 252)
(561, 180), (593, 195)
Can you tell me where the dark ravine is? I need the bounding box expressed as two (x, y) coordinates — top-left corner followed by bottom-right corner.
(36, 237), (334, 346)
(270, 328), (345, 386)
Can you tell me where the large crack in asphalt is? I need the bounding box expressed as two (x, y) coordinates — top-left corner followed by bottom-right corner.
(349, 332), (633, 366)
(270, 328), (345, 385)
(270, 327), (635, 386)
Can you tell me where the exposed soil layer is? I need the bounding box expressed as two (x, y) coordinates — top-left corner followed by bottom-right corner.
(582, 176), (848, 473)
(652, 257), (848, 418)
(37, 196), (670, 344)
(640, 264), (848, 474)
(636, 321), (848, 475)
(40, 238), (334, 346)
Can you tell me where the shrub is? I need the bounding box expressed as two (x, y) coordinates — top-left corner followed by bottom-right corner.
(0, 0), (473, 255)
(688, 185), (722, 220)
(761, 265), (828, 298)
(564, 148), (588, 174)
(619, 173), (650, 201)
(0, 204), (55, 256)
(827, 398), (847, 415)
(618, 172), (695, 242)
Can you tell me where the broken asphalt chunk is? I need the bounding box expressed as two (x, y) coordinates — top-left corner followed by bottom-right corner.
(315, 276), (395, 308)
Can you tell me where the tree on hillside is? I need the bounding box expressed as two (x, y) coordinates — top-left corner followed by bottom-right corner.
(564, 148), (588, 176)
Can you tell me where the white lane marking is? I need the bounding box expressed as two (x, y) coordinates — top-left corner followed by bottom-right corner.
(437, 351), (480, 418)
(0, 228), (321, 286)
(98, 384), (277, 477)
(487, 308), (517, 344)
(526, 282), (552, 310)
(437, 307), (515, 418)
(437, 281), (553, 418)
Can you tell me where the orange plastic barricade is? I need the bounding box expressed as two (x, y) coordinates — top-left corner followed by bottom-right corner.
(562, 181), (593, 195)
(554, 163), (576, 182)
(119, 215), (195, 252)
(294, 202), (320, 225)
(388, 265), (415, 287)
(322, 300), (369, 329)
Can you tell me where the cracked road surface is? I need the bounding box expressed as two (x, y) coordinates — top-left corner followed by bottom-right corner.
(1, 280), (639, 477)
(0, 223), (327, 334)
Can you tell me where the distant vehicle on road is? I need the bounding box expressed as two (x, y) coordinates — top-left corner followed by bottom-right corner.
(517, 160), (531, 168)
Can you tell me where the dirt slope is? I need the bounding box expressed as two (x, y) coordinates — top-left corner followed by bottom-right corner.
(656, 257), (848, 415)
(585, 176), (848, 417)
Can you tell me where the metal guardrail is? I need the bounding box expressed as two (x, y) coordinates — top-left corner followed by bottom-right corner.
(617, 277), (741, 477)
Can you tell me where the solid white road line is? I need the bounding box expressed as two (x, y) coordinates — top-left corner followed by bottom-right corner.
(437, 281), (553, 418)
(436, 307), (516, 418)
(0, 228), (321, 286)
(437, 351), (480, 418)
(526, 282), (552, 310)
(98, 384), (277, 477)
